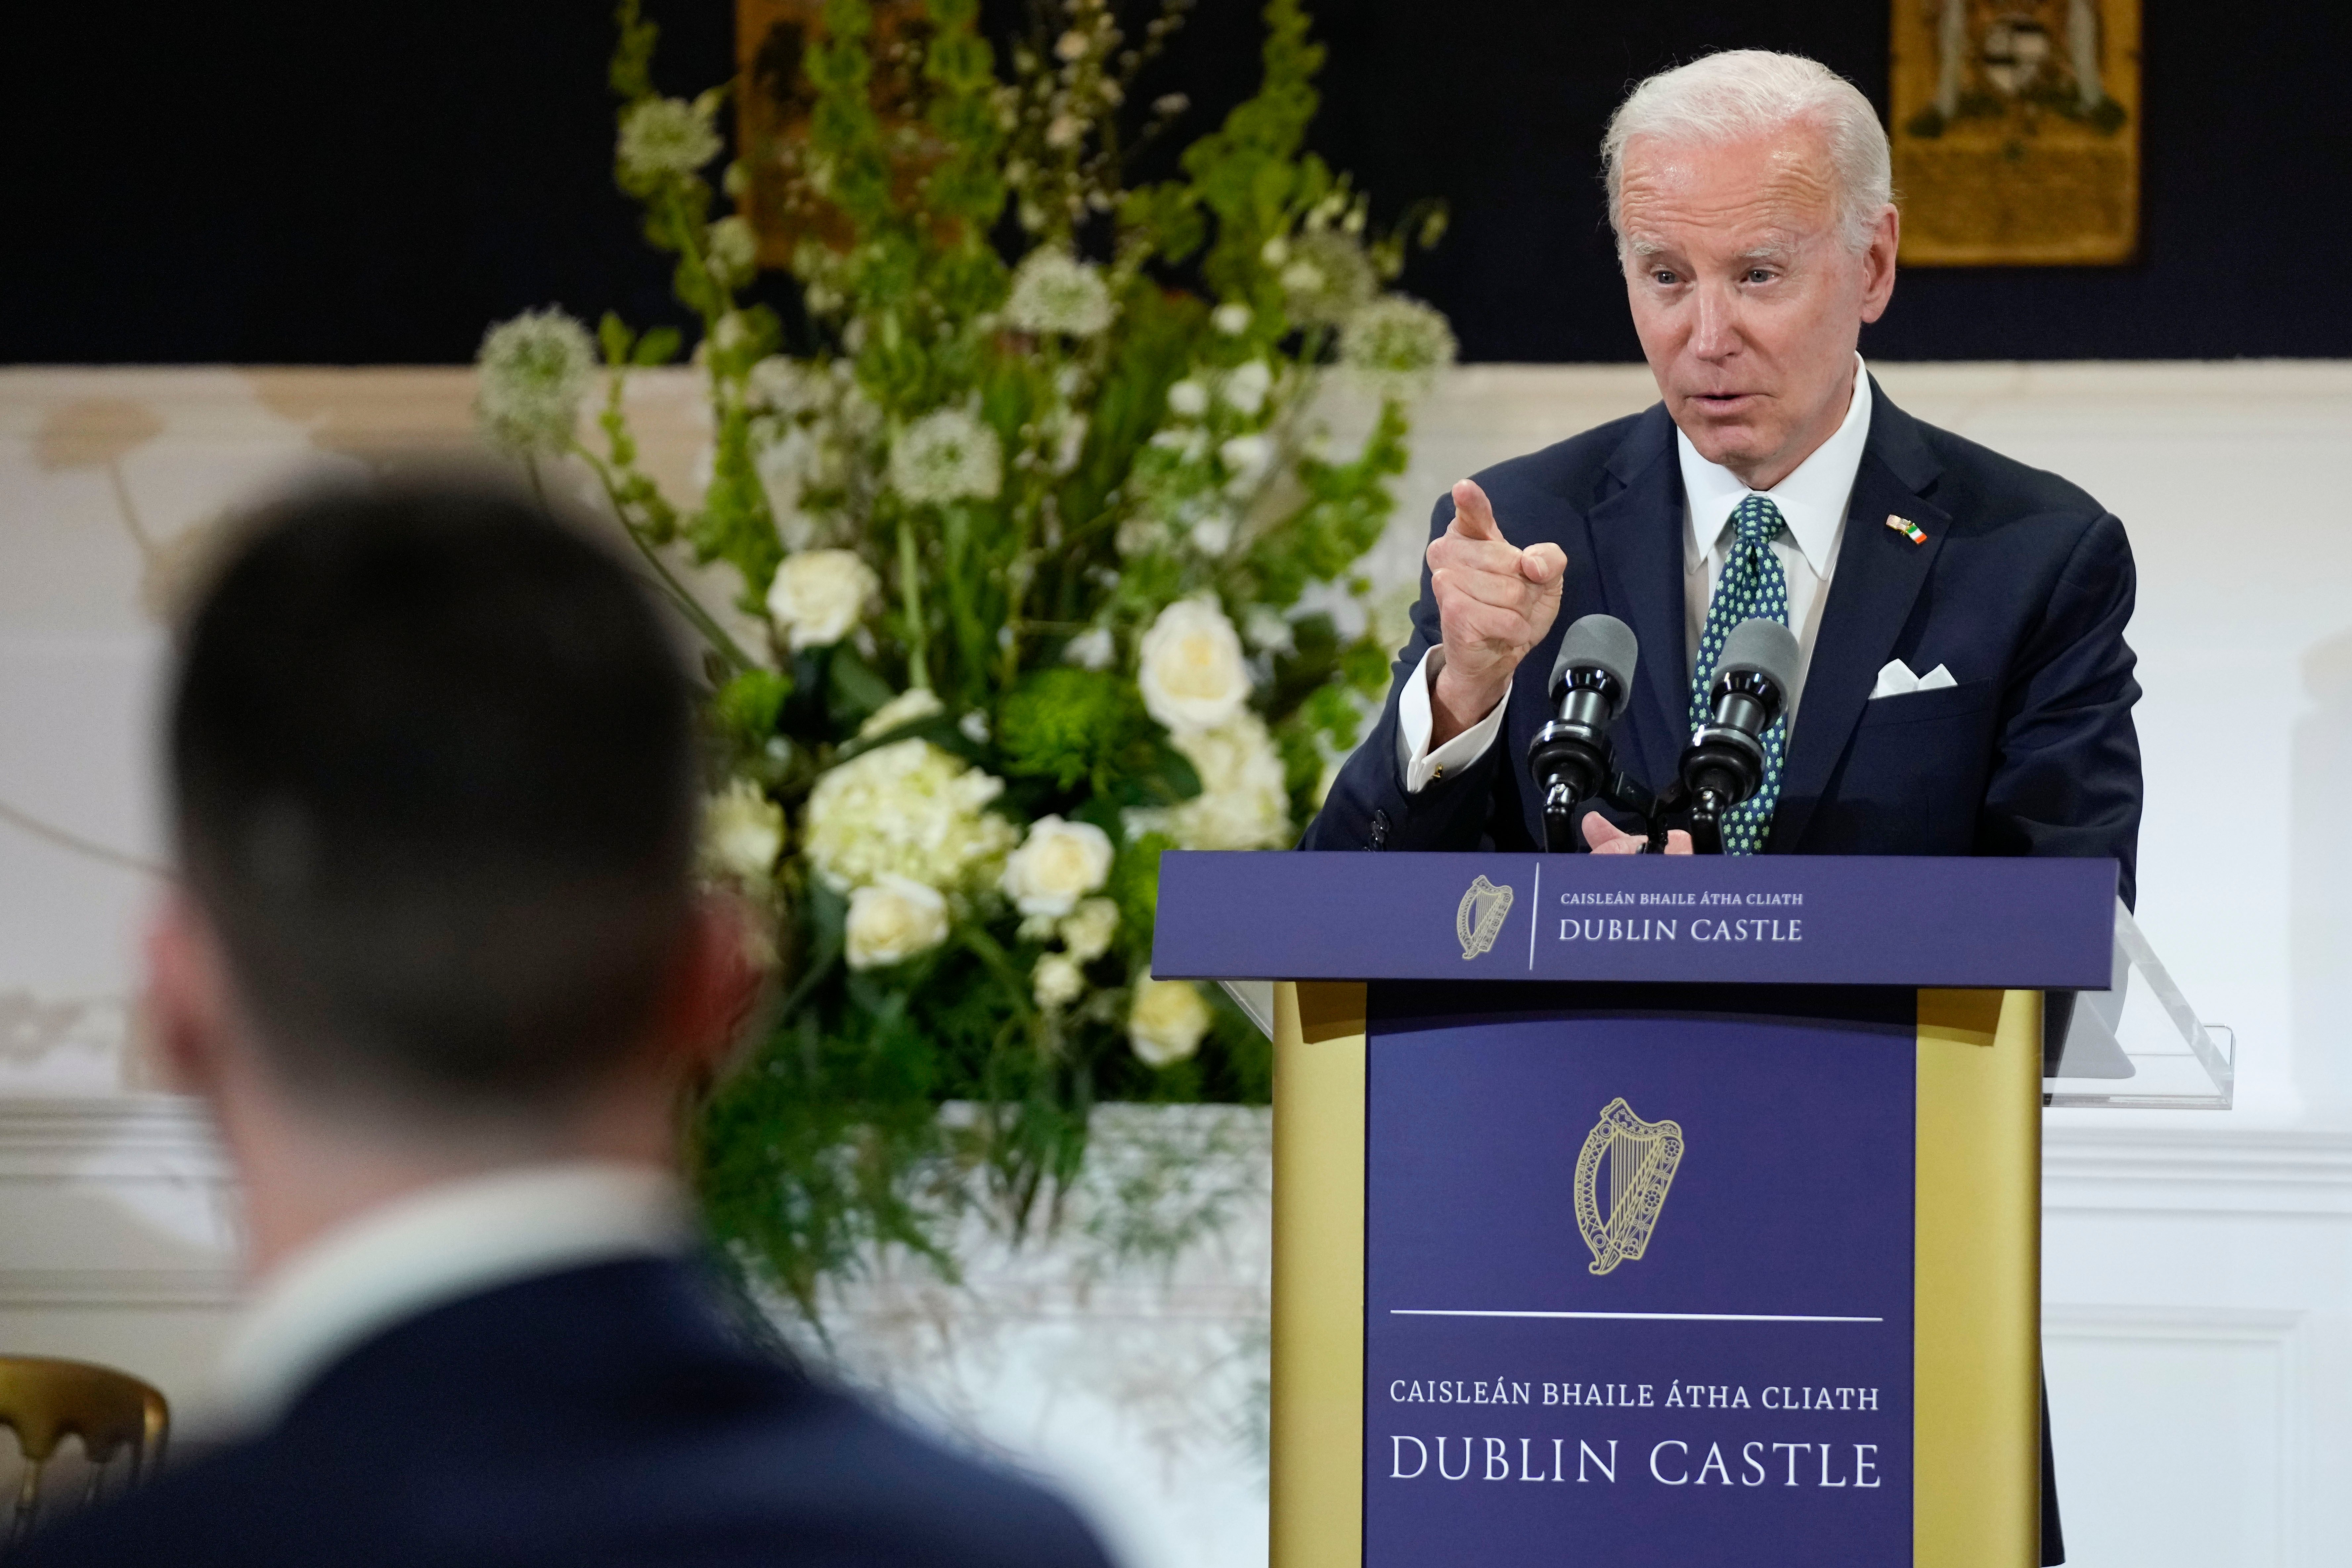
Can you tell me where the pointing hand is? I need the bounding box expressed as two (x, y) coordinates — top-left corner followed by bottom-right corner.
(1425, 479), (1567, 744)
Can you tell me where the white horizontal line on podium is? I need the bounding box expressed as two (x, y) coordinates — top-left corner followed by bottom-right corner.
(1389, 1309), (1884, 1322)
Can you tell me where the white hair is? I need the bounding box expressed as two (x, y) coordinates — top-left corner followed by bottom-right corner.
(1601, 50), (1893, 254)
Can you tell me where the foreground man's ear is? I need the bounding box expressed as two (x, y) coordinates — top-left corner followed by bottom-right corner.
(142, 894), (238, 1100)
(659, 891), (773, 1084)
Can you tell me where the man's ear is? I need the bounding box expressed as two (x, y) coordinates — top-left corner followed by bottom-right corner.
(143, 895), (236, 1099)
(1858, 204), (1900, 325)
(656, 892), (773, 1084)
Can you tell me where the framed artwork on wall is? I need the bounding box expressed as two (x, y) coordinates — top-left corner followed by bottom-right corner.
(1890, 0), (2142, 266)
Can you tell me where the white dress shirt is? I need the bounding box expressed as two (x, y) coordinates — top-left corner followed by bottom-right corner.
(1397, 356), (1872, 790)
(213, 1160), (690, 1432)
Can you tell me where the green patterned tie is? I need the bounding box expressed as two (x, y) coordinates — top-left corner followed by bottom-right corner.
(1688, 495), (1790, 855)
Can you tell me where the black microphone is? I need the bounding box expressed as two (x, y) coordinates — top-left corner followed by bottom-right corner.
(1677, 618), (1800, 855)
(1526, 614), (1638, 852)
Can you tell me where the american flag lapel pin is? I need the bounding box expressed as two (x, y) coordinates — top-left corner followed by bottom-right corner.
(1886, 513), (1927, 545)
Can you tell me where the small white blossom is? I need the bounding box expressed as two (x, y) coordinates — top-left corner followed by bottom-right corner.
(959, 710), (992, 744)
(617, 96), (722, 187)
(700, 778), (786, 884)
(889, 408), (1003, 505)
(1219, 434), (1273, 489)
(1045, 115), (1083, 148)
(845, 874), (950, 969)
(804, 739), (1019, 894)
(1004, 250), (1115, 337)
(1244, 605), (1296, 653)
(1154, 92), (1190, 116)
(1220, 359), (1273, 416)
(1212, 302), (1253, 336)
(1060, 897), (1120, 962)
(1190, 511), (1236, 557)
(1063, 625), (1115, 670)
(1164, 379), (1209, 418)
(1259, 237), (1290, 266)
(766, 549), (879, 651)
(1129, 971), (1212, 1067)
(1055, 29), (1089, 60)
(473, 308), (596, 456)
(705, 215), (758, 285)
(1137, 597), (1252, 734)
(859, 686), (946, 739)
(1000, 815), (1115, 918)
(1341, 296), (1459, 398)
(1033, 952), (1086, 1011)
(1148, 427), (1208, 462)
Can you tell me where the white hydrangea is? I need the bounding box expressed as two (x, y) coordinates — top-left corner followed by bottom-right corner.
(699, 778), (786, 884)
(617, 96), (723, 187)
(889, 407), (1003, 505)
(1341, 296), (1458, 398)
(473, 308), (597, 456)
(1060, 897), (1119, 962)
(1033, 951), (1086, 1011)
(803, 738), (1019, 895)
(1129, 970), (1212, 1067)
(845, 874), (951, 969)
(1127, 710), (1292, 851)
(859, 686), (946, 739)
(1137, 596), (1251, 734)
(1000, 815), (1114, 918)
(766, 549), (879, 651)
(1003, 250), (1115, 337)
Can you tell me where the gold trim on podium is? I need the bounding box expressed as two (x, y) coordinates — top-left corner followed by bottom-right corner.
(1915, 988), (2044, 1567)
(1269, 980), (1368, 1568)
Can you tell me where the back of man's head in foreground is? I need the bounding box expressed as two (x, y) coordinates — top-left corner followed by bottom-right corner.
(169, 477), (700, 1126)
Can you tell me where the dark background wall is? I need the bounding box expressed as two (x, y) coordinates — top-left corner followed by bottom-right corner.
(7, 1), (2347, 364)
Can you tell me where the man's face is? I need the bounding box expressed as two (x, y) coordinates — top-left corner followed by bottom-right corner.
(1617, 125), (1897, 491)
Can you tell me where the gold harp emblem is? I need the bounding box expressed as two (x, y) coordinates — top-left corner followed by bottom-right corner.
(1455, 875), (1515, 961)
(1572, 1098), (1685, 1276)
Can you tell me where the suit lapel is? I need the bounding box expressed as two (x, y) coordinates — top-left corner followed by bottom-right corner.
(1770, 388), (1949, 850)
(1582, 407), (1687, 791)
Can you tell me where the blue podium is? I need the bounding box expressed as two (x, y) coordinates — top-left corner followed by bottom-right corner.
(1152, 852), (2119, 1568)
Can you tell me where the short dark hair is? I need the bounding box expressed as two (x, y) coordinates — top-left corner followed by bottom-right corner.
(170, 476), (699, 1117)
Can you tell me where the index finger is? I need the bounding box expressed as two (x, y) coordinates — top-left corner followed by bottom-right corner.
(1449, 479), (1504, 542)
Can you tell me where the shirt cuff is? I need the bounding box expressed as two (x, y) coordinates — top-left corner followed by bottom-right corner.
(1395, 647), (1511, 794)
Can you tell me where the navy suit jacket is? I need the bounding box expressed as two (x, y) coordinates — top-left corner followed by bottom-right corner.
(16, 1258), (1114, 1568)
(1303, 381), (2143, 905)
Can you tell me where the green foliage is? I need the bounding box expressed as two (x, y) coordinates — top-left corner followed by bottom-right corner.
(713, 668), (792, 756)
(996, 667), (1149, 791)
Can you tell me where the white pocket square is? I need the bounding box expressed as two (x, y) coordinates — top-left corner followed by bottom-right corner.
(1870, 659), (1957, 698)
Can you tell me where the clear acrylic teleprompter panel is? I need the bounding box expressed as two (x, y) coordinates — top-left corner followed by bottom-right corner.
(2042, 900), (2234, 1109)
(1227, 903), (2232, 1110)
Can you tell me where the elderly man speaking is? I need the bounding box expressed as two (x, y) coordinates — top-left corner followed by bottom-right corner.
(1302, 48), (2141, 1564)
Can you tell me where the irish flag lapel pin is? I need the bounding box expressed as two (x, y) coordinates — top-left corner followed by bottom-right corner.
(1886, 513), (1927, 545)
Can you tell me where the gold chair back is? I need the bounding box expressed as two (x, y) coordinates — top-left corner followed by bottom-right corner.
(0, 1357), (169, 1545)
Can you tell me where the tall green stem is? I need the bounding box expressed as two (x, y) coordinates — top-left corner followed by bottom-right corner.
(572, 444), (758, 674)
(897, 513), (932, 691)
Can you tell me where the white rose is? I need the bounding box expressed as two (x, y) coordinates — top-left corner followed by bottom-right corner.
(767, 549), (879, 651)
(1221, 359), (1273, 415)
(1124, 709), (1292, 851)
(1060, 897), (1119, 962)
(844, 874), (950, 969)
(1000, 815), (1115, 918)
(1137, 597), (1251, 734)
(699, 778), (786, 883)
(1033, 952), (1086, 1010)
(1165, 379), (1209, 418)
(1129, 971), (1212, 1067)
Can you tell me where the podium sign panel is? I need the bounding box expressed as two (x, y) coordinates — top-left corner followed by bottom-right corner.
(1154, 854), (2112, 1568)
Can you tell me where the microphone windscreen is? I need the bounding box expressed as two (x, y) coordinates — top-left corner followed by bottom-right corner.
(1549, 613), (1639, 716)
(1717, 618), (1801, 698)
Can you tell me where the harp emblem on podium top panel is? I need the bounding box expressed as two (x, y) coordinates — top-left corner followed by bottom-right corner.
(1455, 875), (1515, 961)
(1573, 1098), (1686, 1276)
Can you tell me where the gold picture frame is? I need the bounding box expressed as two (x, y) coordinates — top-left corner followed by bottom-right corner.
(1891, 0), (2143, 266)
